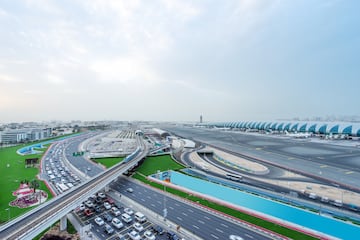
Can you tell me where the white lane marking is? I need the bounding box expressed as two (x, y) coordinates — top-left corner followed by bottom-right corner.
(177, 217), (183, 221)
(141, 198), (145, 202)
(175, 203), (180, 206)
(211, 234), (219, 239)
(221, 223), (228, 228)
(246, 234), (254, 239)
(151, 204), (155, 207)
(182, 212), (188, 216)
(157, 201), (161, 205)
(187, 209), (193, 213)
(204, 216), (210, 220)
(198, 220), (205, 224)
(169, 206), (174, 210)
(216, 228), (223, 233)
(147, 196), (151, 199)
(193, 225), (199, 229)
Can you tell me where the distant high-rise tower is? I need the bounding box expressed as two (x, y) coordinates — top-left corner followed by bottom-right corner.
(200, 115), (203, 123)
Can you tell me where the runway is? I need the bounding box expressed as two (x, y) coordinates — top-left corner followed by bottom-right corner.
(163, 125), (360, 191)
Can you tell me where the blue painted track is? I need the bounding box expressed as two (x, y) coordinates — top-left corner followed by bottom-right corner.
(169, 171), (360, 240)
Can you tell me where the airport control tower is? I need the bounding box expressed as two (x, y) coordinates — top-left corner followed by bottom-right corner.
(200, 115), (203, 123)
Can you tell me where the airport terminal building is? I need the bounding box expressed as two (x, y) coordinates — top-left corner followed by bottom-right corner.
(202, 121), (360, 137)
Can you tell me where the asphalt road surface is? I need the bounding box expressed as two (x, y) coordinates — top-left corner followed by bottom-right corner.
(110, 178), (274, 240)
(163, 126), (360, 190)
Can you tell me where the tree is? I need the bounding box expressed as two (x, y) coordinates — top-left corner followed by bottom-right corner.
(30, 179), (39, 194)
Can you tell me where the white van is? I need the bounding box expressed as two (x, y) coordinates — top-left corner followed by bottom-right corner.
(121, 213), (132, 223)
(134, 212), (146, 223)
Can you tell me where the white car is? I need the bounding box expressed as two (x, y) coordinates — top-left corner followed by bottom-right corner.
(98, 192), (106, 199)
(133, 222), (143, 232)
(104, 202), (111, 210)
(112, 217), (123, 229)
(111, 207), (121, 216)
(79, 204), (85, 211)
(94, 217), (104, 226)
(144, 230), (156, 240)
(126, 188), (134, 193)
(124, 207), (134, 215)
(128, 230), (141, 240)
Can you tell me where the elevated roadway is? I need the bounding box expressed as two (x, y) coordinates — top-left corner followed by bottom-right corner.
(0, 135), (148, 240)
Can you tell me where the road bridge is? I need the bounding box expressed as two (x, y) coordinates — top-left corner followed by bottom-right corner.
(0, 135), (148, 240)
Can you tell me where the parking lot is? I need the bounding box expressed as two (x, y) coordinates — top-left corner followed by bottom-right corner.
(74, 192), (181, 240)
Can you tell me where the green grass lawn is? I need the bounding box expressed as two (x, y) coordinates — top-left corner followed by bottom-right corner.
(93, 157), (125, 168)
(133, 156), (318, 240)
(0, 144), (53, 223)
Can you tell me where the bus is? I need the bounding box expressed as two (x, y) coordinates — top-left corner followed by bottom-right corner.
(226, 174), (243, 182)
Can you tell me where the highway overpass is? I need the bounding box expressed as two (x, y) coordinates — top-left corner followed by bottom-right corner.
(0, 135), (148, 240)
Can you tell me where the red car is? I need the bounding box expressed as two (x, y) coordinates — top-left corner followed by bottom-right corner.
(84, 208), (93, 217)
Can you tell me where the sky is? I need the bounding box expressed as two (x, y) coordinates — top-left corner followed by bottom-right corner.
(0, 0), (359, 123)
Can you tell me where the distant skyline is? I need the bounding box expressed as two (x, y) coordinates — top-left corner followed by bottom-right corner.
(0, 0), (359, 123)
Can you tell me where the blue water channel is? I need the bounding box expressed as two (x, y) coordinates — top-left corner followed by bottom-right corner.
(168, 171), (360, 240)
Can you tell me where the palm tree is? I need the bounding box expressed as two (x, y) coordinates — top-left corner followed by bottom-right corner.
(30, 179), (39, 194)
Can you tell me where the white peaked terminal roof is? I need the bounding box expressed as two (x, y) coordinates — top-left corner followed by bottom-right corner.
(202, 121), (360, 137)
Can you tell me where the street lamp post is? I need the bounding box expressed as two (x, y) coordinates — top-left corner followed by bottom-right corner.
(5, 208), (10, 221)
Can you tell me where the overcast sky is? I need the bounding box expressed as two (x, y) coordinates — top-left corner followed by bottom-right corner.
(0, 0), (359, 123)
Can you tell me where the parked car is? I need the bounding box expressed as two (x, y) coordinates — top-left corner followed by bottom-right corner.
(94, 217), (104, 226)
(124, 207), (134, 215)
(144, 230), (156, 240)
(94, 205), (102, 213)
(152, 225), (164, 235)
(121, 213), (132, 223)
(103, 213), (113, 222)
(128, 230), (141, 240)
(104, 224), (114, 235)
(84, 208), (93, 217)
(112, 217), (124, 229)
(111, 207), (121, 216)
(133, 222), (143, 232)
(104, 202), (111, 210)
(98, 192), (106, 198)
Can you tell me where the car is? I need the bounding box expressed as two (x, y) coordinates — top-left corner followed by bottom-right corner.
(104, 224), (114, 235)
(94, 217), (104, 226)
(87, 167), (91, 171)
(111, 207), (121, 216)
(117, 234), (126, 240)
(104, 202), (111, 210)
(103, 213), (113, 222)
(144, 230), (156, 240)
(84, 208), (93, 217)
(112, 217), (124, 229)
(79, 204), (85, 211)
(106, 197), (115, 205)
(98, 192), (106, 198)
(121, 213), (132, 223)
(133, 222), (143, 232)
(94, 205), (102, 213)
(152, 225), (164, 235)
(167, 231), (180, 240)
(124, 207), (134, 215)
(126, 188), (134, 193)
(84, 200), (93, 208)
(229, 235), (244, 240)
(128, 230), (141, 240)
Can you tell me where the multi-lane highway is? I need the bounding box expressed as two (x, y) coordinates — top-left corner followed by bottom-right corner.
(0, 135), (147, 240)
(111, 178), (275, 240)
